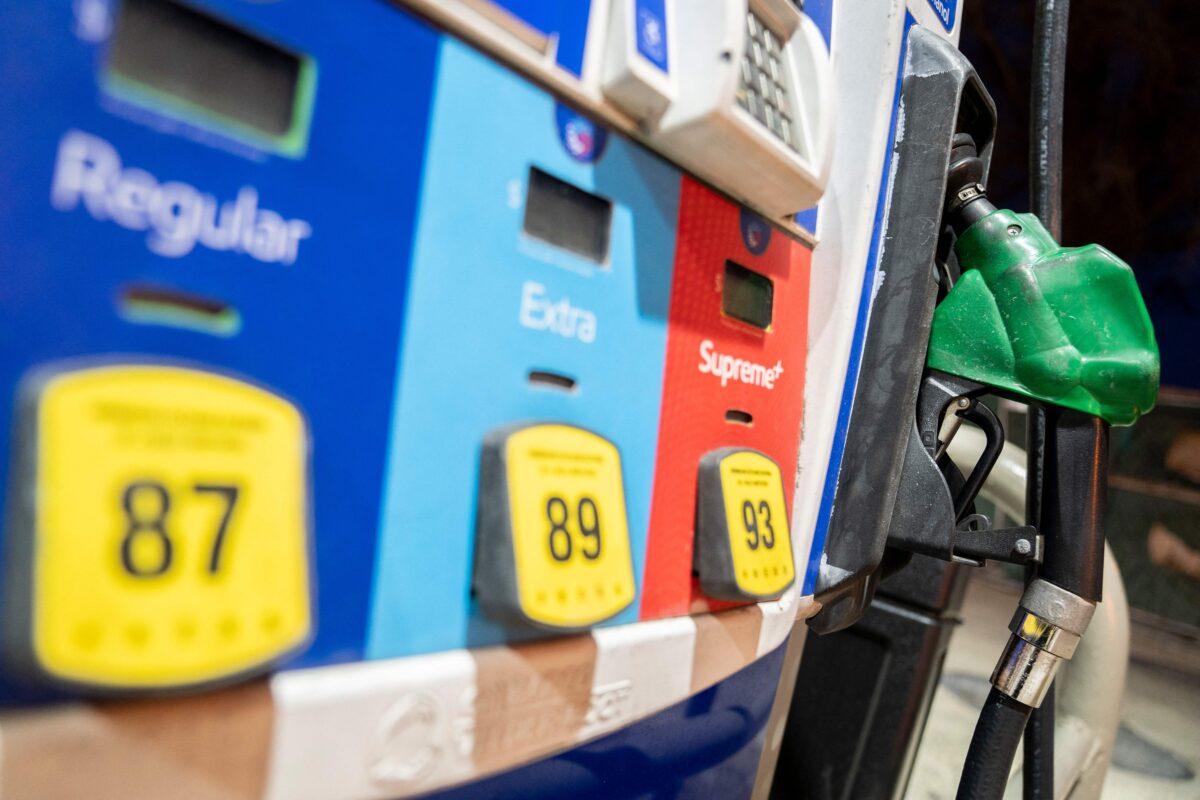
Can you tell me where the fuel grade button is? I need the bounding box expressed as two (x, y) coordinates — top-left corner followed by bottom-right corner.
(474, 423), (635, 630)
(5, 363), (312, 691)
(695, 448), (795, 601)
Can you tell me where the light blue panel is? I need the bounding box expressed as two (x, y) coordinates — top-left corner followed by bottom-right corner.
(366, 39), (680, 658)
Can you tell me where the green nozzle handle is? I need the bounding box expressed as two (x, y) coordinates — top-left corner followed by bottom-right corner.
(926, 209), (1159, 425)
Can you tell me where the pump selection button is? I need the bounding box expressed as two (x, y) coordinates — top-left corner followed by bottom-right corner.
(475, 423), (636, 630)
(6, 364), (311, 691)
(601, 0), (676, 122)
(695, 448), (795, 600)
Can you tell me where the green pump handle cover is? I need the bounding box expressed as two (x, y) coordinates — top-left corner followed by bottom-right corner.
(925, 209), (1159, 425)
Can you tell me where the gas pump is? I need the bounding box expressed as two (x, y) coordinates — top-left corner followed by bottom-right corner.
(0, 0), (842, 797)
(8, 0), (1161, 795)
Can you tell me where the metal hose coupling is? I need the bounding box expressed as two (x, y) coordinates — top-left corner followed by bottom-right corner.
(990, 578), (1096, 707)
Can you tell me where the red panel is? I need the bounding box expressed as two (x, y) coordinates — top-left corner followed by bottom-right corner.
(640, 178), (811, 619)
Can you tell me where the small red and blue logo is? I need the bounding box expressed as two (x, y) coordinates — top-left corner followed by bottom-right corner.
(556, 103), (608, 163)
(740, 209), (772, 256)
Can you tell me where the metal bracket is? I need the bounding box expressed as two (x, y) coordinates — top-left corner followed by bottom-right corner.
(953, 513), (1042, 567)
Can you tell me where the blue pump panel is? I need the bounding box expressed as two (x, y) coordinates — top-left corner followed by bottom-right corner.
(366, 39), (679, 658)
(0, 4), (813, 799)
(0, 0), (445, 700)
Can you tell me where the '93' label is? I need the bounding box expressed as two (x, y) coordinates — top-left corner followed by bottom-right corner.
(694, 448), (794, 601)
(719, 450), (794, 597)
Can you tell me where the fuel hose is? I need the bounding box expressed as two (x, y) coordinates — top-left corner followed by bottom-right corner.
(1025, 1), (1073, 796)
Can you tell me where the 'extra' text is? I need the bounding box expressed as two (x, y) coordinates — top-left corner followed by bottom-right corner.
(519, 281), (597, 343)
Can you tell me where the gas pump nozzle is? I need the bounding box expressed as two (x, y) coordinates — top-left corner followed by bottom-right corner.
(930, 137), (1157, 425)
(887, 132), (1158, 569)
(918, 135), (1160, 799)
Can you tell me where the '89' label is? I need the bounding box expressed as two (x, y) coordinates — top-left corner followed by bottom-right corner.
(474, 424), (635, 630)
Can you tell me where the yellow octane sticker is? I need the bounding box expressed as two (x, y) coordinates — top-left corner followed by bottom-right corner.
(31, 365), (311, 688)
(505, 425), (635, 628)
(720, 450), (795, 597)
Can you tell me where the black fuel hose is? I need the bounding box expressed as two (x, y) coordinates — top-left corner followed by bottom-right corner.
(1025, 0), (1073, 795)
(1029, 0), (1070, 238)
(947, 1), (1081, 793)
(956, 689), (1034, 800)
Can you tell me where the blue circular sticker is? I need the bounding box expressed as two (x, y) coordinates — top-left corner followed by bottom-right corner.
(555, 103), (608, 163)
(740, 209), (772, 255)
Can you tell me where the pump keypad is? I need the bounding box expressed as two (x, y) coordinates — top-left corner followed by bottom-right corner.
(8, 364), (311, 690)
(475, 423), (636, 630)
(694, 448), (795, 600)
(737, 11), (800, 152)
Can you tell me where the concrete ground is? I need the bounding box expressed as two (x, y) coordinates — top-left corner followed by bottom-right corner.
(905, 573), (1200, 799)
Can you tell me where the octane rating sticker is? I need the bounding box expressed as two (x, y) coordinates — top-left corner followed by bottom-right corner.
(504, 424), (635, 628)
(718, 450), (794, 598)
(27, 364), (311, 689)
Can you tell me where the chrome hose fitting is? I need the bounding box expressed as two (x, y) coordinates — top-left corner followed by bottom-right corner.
(990, 578), (1096, 707)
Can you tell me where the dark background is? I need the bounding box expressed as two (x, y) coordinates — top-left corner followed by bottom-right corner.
(961, 0), (1200, 390)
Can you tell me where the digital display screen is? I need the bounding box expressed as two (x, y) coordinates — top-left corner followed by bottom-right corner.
(523, 167), (613, 264)
(723, 261), (774, 329)
(107, 0), (308, 144)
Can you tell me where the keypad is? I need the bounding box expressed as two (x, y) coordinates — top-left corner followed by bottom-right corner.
(737, 11), (799, 153)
